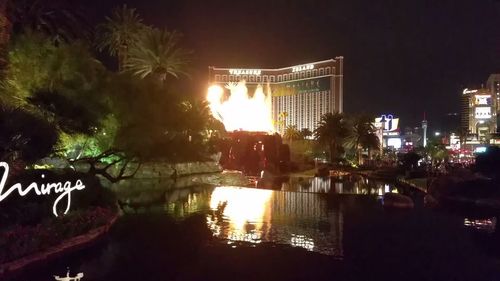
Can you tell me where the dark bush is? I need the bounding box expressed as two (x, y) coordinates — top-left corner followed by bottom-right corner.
(0, 106), (58, 163)
(475, 146), (500, 179)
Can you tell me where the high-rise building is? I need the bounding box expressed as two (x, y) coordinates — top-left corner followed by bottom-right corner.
(461, 88), (497, 141)
(486, 74), (500, 132)
(208, 58), (344, 133)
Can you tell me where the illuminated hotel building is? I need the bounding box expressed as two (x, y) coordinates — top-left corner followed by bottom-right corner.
(486, 74), (500, 132)
(208, 58), (344, 133)
(461, 87), (497, 141)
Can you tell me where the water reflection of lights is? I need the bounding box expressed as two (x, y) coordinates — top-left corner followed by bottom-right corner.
(291, 234), (315, 251)
(204, 186), (343, 256)
(208, 186), (272, 243)
(464, 218), (497, 233)
(282, 177), (400, 196)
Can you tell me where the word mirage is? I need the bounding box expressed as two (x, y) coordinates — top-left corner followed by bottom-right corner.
(0, 162), (86, 217)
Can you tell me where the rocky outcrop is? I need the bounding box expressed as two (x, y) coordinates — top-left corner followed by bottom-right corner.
(117, 161), (222, 179)
(111, 170), (248, 206)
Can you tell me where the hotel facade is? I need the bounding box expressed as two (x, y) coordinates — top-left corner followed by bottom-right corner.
(208, 57), (344, 133)
(461, 87), (497, 141)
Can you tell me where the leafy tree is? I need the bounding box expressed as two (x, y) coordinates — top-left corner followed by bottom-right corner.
(56, 114), (118, 160)
(300, 128), (312, 139)
(28, 89), (108, 135)
(96, 4), (146, 71)
(126, 27), (191, 84)
(3, 32), (109, 110)
(314, 112), (349, 163)
(0, 105), (58, 164)
(2, 31), (56, 105)
(423, 138), (449, 166)
(2, 32), (114, 163)
(7, 0), (90, 42)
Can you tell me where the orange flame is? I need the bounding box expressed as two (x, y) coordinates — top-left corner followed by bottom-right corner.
(207, 81), (274, 132)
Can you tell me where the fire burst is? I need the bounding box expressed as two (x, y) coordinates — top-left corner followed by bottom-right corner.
(207, 81), (274, 132)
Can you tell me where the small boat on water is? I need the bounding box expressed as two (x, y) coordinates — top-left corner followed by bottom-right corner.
(54, 269), (84, 281)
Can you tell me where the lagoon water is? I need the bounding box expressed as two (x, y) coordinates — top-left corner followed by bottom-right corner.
(10, 176), (500, 281)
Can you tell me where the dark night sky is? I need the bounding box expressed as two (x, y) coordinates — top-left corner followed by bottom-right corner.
(86, 0), (500, 131)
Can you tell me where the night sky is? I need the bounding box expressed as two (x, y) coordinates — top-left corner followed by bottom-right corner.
(86, 0), (500, 132)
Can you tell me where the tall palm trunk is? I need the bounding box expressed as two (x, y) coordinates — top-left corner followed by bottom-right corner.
(117, 43), (128, 71)
(0, 0), (11, 75)
(330, 141), (336, 163)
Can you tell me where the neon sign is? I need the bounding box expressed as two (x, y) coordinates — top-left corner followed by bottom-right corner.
(474, 95), (491, 105)
(475, 107), (492, 119)
(228, 69), (261, 75)
(463, 88), (478, 95)
(292, 64), (314, 72)
(0, 162), (86, 217)
(375, 114), (399, 132)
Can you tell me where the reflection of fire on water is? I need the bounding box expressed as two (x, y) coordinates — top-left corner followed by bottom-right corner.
(207, 81), (274, 132)
(207, 186), (272, 243)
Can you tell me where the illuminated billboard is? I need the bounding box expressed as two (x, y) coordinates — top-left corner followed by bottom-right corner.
(387, 137), (402, 149)
(474, 95), (492, 106)
(272, 76), (331, 96)
(475, 107), (492, 119)
(375, 114), (399, 132)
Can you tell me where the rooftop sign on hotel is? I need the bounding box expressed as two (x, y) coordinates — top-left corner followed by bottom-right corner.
(292, 64), (314, 72)
(463, 88), (478, 95)
(228, 69), (261, 75)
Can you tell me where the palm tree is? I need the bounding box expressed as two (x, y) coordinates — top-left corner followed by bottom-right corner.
(284, 125), (301, 144)
(345, 115), (379, 164)
(300, 128), (312, 139)
(360, 131), (380, 161)
(314, 112), (349, 163)
(126, 27), (191, 84)
(96, 4), (146, 71)
(0, 0), (10, 75)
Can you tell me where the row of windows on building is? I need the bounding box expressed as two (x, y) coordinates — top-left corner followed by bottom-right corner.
(272, 91), (333, 131)
(214, 67), (333, 83)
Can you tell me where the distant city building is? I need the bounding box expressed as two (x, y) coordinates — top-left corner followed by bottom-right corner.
(208, 58), (344, 133)
(421, 119), (428, 148)
(460, 87), (497, 142)
(486, 74), (500, 132)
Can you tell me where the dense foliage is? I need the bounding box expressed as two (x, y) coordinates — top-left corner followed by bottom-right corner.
(0, 106), (58, 163)
(0, 3), (219, 167)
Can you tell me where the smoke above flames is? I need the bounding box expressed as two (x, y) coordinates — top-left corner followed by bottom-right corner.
(207, 81), (274, 132)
